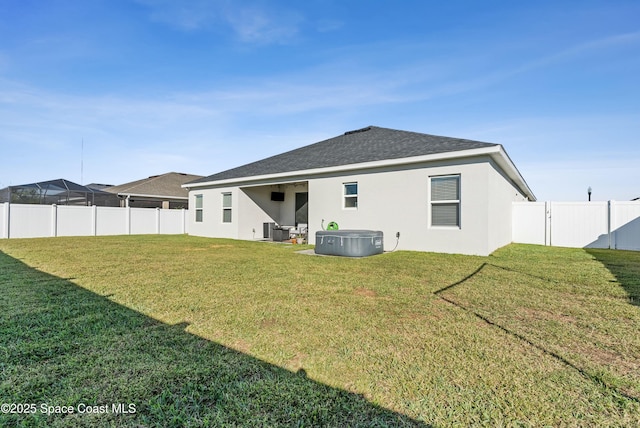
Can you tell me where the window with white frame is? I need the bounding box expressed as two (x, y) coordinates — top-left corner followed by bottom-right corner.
(195, 194), (203, 222)
(343, 182), (358, 208)
(222, 192), (232, 223)
(430, 175), (460, 227)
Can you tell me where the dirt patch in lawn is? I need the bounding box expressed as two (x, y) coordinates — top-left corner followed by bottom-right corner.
(354, 287), (377, 297)
(260, 317), (278, 329)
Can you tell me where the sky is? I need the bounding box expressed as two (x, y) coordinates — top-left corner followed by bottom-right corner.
(1, 0), (639, 201)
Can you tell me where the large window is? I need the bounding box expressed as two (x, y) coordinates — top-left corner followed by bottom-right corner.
(195, 194), (203, 222)
(343, 182), (358, 209)
(430, 175), (460, 227)
(222, 192), (232, 223)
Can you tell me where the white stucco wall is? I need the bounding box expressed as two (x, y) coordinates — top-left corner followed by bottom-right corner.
(190, 182), (309, 241)
(188, 187), (238, 239)
(486, 159), (528, 253)
(187, 157), (527, 255)
(238, 186), (276, 240)
(307, 158), (496, 255)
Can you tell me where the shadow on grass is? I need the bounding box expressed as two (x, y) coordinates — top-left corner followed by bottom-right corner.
(434, 260), (640, 404)
(586, 248), (640, 307)
(0, 251), (428, 427)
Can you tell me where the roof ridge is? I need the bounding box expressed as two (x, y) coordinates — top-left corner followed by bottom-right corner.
(344, 126), (373, 135)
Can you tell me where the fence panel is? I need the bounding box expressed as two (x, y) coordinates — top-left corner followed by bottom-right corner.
(0, 203), (7, 239)
(512, 202), (546, 245)
(611, 202), (640, 251)
(512, 200), (640, 251)
(0, 204), (188, 239)
(550, 202), (609, 248)
(8, 204), (53, 238)
(159, 209), (185, 234)
(130, 208), (158, 235)
(96, 207), (128, 236)
(57, 205), (94, 237)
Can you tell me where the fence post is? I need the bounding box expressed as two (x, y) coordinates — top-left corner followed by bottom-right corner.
(51, 204), (58, 237)
(2, 202), (9, 239)
(608, 200), (613, 249)
(156, 207), (161, 234)
(182, 208), (186, 234)
(545, 201), (551, 246)
(126, 206), (131, 235)
(92, 205), (98, 236)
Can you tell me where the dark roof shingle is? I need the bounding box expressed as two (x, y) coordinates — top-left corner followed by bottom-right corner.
(189, 126), (497, 184)
(106, 172), (203, 198)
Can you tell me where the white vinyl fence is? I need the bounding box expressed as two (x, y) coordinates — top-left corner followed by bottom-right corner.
(1, 203), (189, 239)
(3, 201), (639, 251)
(513, 201), (640, 251)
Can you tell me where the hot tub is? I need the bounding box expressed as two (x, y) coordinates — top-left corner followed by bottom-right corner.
(315, 230), (384, 257)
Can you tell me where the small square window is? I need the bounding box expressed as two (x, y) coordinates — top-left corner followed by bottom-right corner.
(430, 175), (460, 227)
(344, 182), (358, 209)
(195, 194), (203, 222)
(222, 192), (232, 223)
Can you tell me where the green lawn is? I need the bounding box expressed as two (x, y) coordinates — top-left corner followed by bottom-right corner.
(1, 235), (639, 427)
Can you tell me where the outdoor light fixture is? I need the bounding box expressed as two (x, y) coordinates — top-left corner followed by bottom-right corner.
(588, 186), (592, 202)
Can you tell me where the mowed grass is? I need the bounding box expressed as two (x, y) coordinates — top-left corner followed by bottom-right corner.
(1, 235), (639, 426)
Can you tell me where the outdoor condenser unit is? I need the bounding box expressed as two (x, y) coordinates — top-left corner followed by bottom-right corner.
(263, 222), (275, 239)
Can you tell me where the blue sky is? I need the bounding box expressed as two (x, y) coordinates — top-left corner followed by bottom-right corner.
(1, 0), (639, 201)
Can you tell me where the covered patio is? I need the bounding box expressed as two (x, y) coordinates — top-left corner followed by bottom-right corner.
(240, 181), (308, 241)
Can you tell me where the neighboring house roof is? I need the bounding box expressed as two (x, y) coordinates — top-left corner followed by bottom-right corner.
(106, 172), (204, 199)
(186, 126), (536, 201)
(86, 183), (114, 190)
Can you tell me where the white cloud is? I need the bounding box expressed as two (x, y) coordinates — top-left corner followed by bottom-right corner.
(137, 0), (221, 31)
(223, 6), (302, 44)
(137, 0), (303, 44)
(477, 30), (640, 85)
(2, 25), (639, 193)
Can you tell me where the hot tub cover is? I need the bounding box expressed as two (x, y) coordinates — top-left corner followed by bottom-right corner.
(315, 230), (383, 257)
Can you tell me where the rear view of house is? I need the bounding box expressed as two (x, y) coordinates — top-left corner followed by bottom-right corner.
(184, 126), (535, 255)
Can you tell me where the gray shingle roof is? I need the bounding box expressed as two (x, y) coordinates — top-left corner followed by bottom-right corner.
(106, 172), (204, 198)
(189, 126), (498, 185)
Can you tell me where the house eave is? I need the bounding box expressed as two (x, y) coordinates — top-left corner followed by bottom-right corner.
(185, 146), (536, 201)
(490, 146), (537, 202)
(117, 192), (188, 200)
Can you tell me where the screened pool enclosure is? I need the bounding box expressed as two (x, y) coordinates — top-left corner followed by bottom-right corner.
(0, 179), (119, 206)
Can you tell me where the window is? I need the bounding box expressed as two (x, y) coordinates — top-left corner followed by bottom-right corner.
(222, 192), (232, 223)
(430, 175), (460, 227)
(195, 194), (203, 222)
(344, 182), (358, 209)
